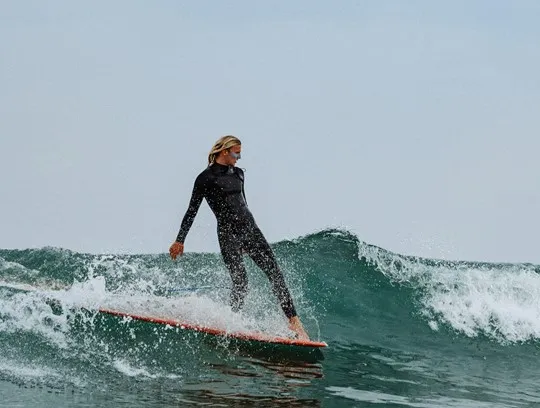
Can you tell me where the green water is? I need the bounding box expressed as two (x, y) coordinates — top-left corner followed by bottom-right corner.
(1, 229), (540, 407)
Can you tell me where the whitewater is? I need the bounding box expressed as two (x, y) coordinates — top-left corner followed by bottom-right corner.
(1, 229), (539, 407)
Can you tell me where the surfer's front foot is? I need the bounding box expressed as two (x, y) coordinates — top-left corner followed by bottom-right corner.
(288, 316), (309, 341)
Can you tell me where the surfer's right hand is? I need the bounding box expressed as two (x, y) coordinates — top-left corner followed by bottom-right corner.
(169, 242), (184, 260)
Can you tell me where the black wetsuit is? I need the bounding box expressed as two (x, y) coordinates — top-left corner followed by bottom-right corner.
(175, 162), (297, 318)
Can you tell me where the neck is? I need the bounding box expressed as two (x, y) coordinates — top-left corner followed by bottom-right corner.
(214, 157), (230, 166)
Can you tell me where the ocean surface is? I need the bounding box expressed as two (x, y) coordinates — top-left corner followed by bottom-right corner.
(1, 229), (540, 407)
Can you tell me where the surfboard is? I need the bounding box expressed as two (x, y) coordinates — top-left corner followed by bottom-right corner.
(99, 308), (328, 348)
(0, 281), (327, 348)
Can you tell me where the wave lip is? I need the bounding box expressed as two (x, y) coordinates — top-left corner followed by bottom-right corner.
(359, 239), (540, 343)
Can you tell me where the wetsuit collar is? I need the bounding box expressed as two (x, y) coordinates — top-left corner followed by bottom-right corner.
(212, 162), (234, 173)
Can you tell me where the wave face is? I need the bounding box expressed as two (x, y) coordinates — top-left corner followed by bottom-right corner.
(1, 229), (540, 407)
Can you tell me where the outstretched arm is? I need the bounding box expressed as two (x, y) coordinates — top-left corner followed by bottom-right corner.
(170, 176), (205, 260)
(175, 175), (205, 243)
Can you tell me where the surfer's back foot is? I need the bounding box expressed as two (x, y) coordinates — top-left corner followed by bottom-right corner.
(288, 316), (309, 341)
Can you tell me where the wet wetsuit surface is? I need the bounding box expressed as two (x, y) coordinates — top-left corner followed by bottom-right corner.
(176, 163), (297, 318)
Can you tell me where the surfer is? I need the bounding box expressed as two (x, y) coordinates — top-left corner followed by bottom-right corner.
(169, 135), (309, 340)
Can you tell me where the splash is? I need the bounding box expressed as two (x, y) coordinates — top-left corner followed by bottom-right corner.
(361, 243), (540, 342)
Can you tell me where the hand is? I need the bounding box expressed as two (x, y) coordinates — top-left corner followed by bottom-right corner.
(169, 241), (184, 260)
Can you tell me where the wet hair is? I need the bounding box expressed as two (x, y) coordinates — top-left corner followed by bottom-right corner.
(208, 135), (241, 165)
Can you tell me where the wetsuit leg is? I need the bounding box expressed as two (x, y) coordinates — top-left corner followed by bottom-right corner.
(218, 230), (248, 312)
(243, 228), (297, 319)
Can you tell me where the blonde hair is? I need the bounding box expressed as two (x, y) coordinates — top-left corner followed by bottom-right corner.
(208, 135), (242, 165)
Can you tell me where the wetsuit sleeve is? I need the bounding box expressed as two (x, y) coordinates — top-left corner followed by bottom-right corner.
(237, 168), (248, 206)
(175, 174), (206, 243)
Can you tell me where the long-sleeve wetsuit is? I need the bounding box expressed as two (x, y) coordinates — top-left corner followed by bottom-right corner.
(175, 162), (297, 319)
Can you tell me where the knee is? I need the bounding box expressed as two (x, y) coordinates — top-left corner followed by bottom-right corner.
(267, 267), (288, 290)
(231, 274), (248, 290)
(221, 248), (241, 270)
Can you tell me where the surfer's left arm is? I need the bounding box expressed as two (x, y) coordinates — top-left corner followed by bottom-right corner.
(236, 167), (248, 206)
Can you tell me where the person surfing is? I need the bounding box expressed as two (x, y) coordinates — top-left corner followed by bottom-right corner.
(169, 135), (309, 340)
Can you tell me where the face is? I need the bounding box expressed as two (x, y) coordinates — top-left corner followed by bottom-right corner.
(225, 144), (242, 166)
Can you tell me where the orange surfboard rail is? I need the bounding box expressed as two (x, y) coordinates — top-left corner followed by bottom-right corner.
(99, 308), (328, 348)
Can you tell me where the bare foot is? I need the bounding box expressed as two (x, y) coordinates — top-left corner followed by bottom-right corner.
(288, 316), (310, 340)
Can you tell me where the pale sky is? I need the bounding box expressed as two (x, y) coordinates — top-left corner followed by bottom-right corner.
(1, 1), (539, 263)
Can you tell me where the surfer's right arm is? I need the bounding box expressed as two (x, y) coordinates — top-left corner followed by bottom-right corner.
(170, 173), (206, 260)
